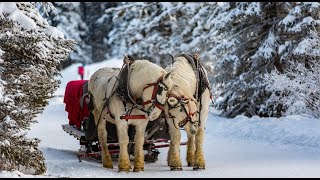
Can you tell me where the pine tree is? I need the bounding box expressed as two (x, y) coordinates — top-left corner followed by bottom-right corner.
(209, 2), (320, 118)
(105, 2), (218, 67)
(46, 2), (117, 66)
(263, 2), (320, 117)
(0, 2), (75, 174)
(48, 2), (90, 66)
(208, 2), (290, 117)
(83, 2), (117, 63)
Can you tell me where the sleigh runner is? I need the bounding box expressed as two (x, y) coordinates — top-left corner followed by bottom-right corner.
(62, 78), (187, 163)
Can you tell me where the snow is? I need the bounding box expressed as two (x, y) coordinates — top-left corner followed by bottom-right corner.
(0, 2), (65, 40)
(0, 79), (4, 101)
(0, 2), (37, 31)
(1, 58), (320, 177)
(44, 26), (64, 39)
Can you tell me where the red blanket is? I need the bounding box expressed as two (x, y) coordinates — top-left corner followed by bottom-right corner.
(64, 80), (89, 129)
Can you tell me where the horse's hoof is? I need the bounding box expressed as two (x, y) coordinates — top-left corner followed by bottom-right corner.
(187, 163), (194, 167)
(193, 165), (205, 170)
(103, 164), (114, 169)
(170, 166), (182, 171)
(118, 168), (130, 173)
(133, 168), (144, 172)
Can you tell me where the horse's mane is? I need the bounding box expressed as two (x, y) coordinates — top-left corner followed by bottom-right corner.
(166, 56), (197, 101)
(130, 60), (165, 77)
(129, 60), (166, 97)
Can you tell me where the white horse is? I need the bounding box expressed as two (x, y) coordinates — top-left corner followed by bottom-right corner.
(88, 59), (172, 172)
(164, 54), (211, 170)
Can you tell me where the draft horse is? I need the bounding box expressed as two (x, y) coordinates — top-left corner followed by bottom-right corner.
(164, 54), (211, 171)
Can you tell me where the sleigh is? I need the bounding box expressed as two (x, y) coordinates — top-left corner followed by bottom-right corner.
(62, 80), (186, 163)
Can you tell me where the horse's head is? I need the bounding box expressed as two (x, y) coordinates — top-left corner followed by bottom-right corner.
(165, 91), (199, 135)
(141, 72), (173, 121)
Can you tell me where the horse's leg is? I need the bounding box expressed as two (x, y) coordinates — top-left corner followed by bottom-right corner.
(193, 127), (205, 170)
(116, 122), (131, 172)
(133, 121), (148, 172)
(93, 109), (113, 168)
(166, 118), (172, 166)
(186, 133), (195, 167)
(167, 142), (172, 166)
(167, 120), (182, 170)
(193, 90), (210, 170)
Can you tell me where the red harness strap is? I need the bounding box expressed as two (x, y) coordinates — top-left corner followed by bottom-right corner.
(120, 115), (146, 120)
(187, 102), (197, 117)
(141, 75), (165, 111)
(120, 75), (165, 120)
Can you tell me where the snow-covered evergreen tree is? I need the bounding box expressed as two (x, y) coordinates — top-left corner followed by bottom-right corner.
(263, 2), (320, 117)
(47, 2), (90, 65)
(209, 2), (317, 118)
(264, 60), (320, 118)
(83, 2), (117, 63)
(0, 2), (75, 174)
(105, 2), (218, 67)
(46, 2), (116, 66)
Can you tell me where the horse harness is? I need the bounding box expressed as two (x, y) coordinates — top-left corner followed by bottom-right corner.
(106, 56), (168, 121)
(119, 74), (168, 120)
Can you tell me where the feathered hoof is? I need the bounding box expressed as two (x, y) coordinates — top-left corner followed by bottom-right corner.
(133, 167), (144, 172)
(103, 163), (114, 169)
(187, 163), (194, 167)
(118, 168), (130, 173)
(170, 166), (183, 171)
(193, 165), (205, 170)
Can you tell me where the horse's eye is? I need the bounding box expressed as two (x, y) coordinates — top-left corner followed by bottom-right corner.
(179, 107), (183, 112)
(157, 86), (164, 95)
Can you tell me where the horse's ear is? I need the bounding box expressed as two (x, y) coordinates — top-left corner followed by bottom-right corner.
(164, 72), (171, 80)
(123, 54), (135, 65)
(127, 55), (135, 61)
(193, 53), (200, 61)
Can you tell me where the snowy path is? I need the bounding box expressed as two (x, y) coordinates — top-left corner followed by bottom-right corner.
(26, 96), (320, 178)
(14, 61), (320, 178)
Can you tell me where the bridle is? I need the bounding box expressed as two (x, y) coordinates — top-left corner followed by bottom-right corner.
(141, 75), (168, 114)
(167, 94), (198, 130)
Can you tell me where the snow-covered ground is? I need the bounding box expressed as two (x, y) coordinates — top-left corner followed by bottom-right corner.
(1, 59), (320, 178)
